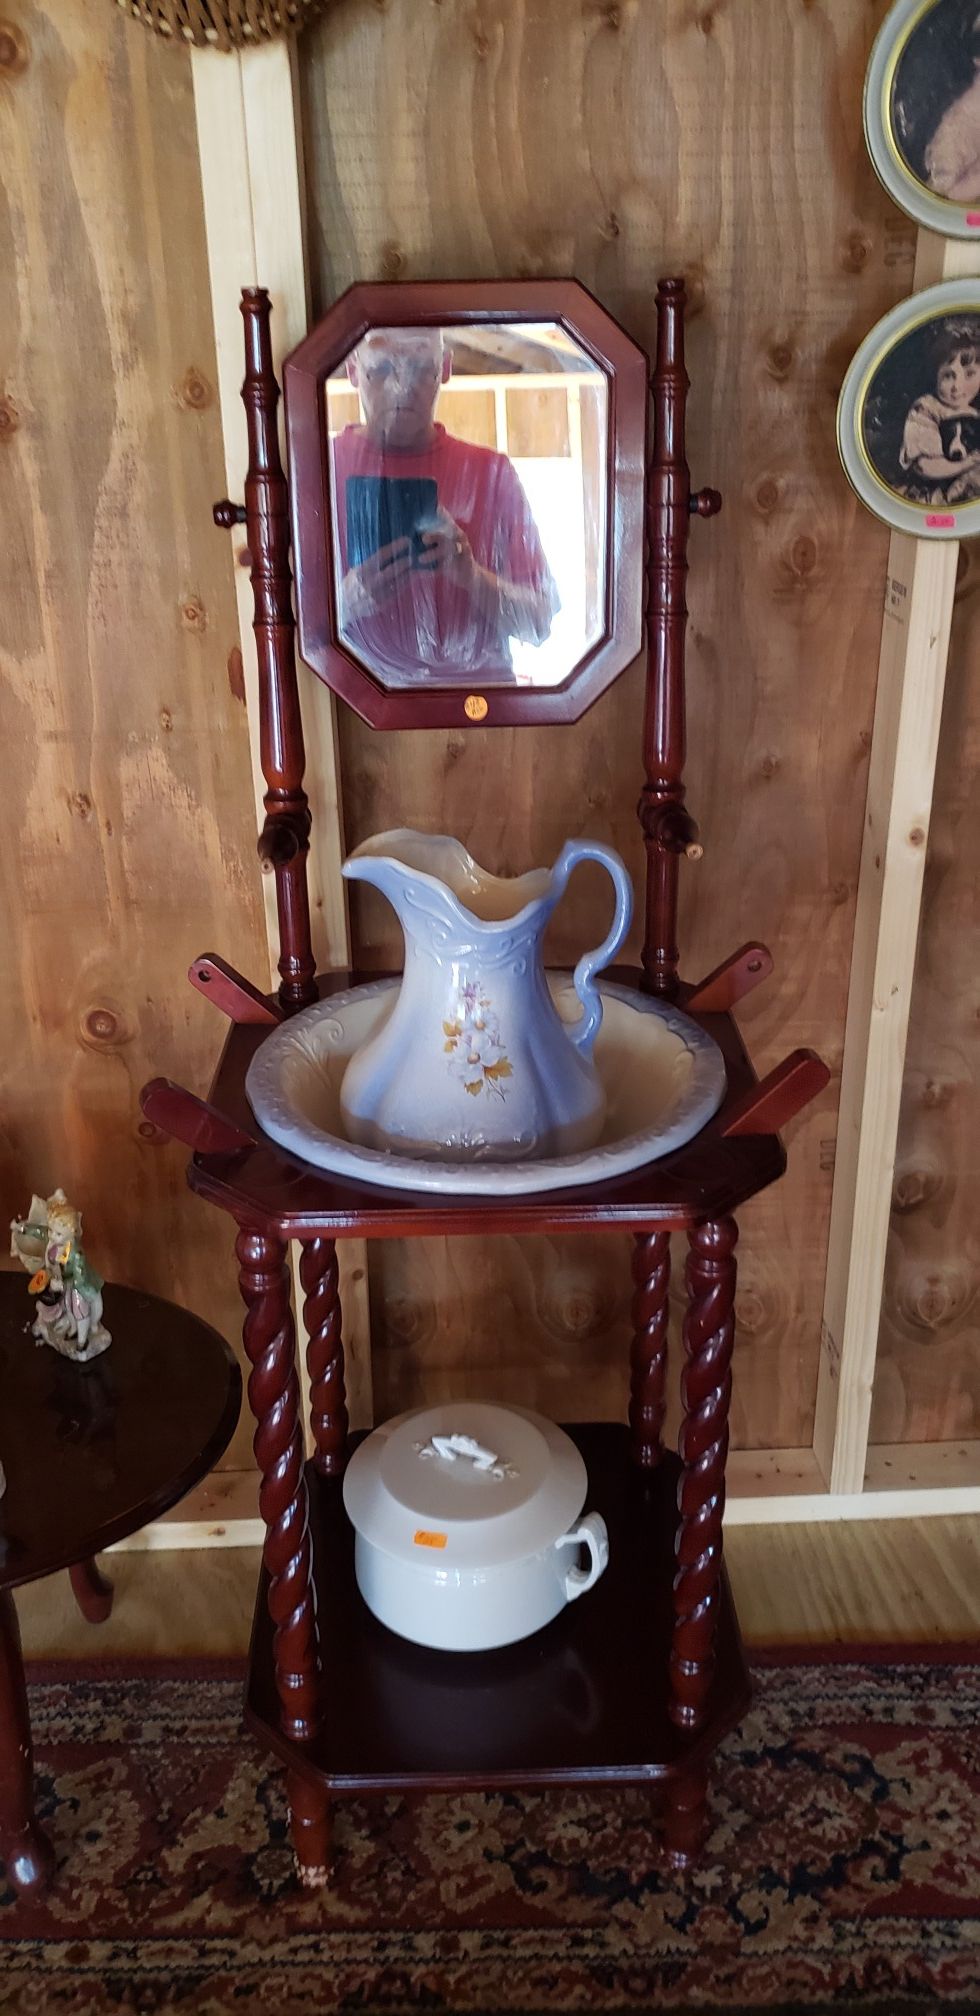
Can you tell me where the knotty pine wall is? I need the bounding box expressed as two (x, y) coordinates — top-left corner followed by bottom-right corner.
(0, 0), (266, 1467)
(3, 0), (976, 1462)
(300, 0), (940, 1453)
(873, 553), (980, 1446)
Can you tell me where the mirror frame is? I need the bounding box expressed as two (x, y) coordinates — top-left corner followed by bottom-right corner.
(283, 279), (648, 729)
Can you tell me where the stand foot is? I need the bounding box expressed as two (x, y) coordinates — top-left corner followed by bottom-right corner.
(69, 1558), (113, 1625)
(287, 1768), (331, 1887)
(670, 1215), (737, 1731)
(237, 1229), (319, 1744)
(0, 1591), (56, 1897)
(664, 1760), (709, 1868)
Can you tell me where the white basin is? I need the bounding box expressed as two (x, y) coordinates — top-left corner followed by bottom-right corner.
(245, 975), (726, 1197)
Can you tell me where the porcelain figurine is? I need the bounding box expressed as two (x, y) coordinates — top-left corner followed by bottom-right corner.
(10, 1190), (111, 1361)
(340, 829), (633, 1161)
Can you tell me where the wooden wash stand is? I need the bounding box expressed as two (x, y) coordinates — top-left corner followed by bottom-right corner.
(143, 275), (829, 1885)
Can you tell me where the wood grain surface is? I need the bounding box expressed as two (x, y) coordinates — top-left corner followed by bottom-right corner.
(299, 0), (916, 1448)
(0, 0), (266, 1467)
(873, 544), (980, 1445)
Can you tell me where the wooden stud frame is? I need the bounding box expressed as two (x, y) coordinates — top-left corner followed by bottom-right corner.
(190, 39), (374, 1441)
(149, 82), (978, 1549)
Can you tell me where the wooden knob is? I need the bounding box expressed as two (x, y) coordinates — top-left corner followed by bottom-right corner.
(213, 499), (247, 528)
(690, 488), (722, 518)
(257, 820), (301, 872)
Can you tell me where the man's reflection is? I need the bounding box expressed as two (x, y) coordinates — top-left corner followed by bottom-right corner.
(331, 328), (559, 684)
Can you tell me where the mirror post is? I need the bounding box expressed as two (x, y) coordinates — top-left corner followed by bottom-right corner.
(240, 288), (318, 1013)
(639, 277), (701, 999)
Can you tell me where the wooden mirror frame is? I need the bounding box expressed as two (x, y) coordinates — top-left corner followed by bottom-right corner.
(283, 279), (648, 729)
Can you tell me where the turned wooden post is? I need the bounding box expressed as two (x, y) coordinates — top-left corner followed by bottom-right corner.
(629, 1230), (671, 1467)
(669, 1215), (737, 1730)
(299, 1237), (350, 1477)
(664, 1760), (709, 1869)
(236, 1228), (319, 1742)
(0, 1592), (56, 1896)
(639, 277), (718, 999)
(68, 1558), (113, 1625)
(240, 288), (318, 1014)
(286, 1768), (332, 1889)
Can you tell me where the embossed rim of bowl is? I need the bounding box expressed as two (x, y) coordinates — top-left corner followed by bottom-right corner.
(244, 976), (727, 1196)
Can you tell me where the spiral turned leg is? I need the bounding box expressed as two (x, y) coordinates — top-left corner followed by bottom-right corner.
(237, 1229), (319, 1743)
(299, 1238), (349, 1477)
(628, 1230), (671, 1467)
(669, 1215), (737, 1732)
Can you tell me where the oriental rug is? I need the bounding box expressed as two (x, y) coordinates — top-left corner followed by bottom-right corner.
(0, 1647), (977, 2015)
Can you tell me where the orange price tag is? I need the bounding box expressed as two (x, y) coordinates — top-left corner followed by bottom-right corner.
(463, 694), (488, 722)
(413, 1530), (448, 1550)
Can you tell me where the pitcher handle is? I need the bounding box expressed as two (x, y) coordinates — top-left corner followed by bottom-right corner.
(549, 841), (633, 1057)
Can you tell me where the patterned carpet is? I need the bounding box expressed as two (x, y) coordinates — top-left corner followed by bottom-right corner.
(1, 1648), (978, 2014)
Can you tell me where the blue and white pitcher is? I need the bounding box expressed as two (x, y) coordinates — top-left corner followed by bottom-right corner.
(340, 829), (633, 1161)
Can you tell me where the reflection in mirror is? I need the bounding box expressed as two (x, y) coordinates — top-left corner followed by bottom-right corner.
(324, 322), (609, 690)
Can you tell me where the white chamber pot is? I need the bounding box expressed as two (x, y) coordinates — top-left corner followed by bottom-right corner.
(343, 1401), (609, 1653)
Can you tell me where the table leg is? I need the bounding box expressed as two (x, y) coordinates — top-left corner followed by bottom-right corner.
(629, 1230), (671, 1467)
(299, 1238), (349, 1477)
(69, 1559), (113, 1625)
(0, 1590), (56, 1897)
(237, 1230), (319, 1746)
(286, 1768), (331, 1888)
(664, 1759), (709, 1868)
(669, 1215), (737, 1731)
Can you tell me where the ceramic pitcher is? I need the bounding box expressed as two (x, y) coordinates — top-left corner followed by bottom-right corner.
(340, 829), (633, 1161)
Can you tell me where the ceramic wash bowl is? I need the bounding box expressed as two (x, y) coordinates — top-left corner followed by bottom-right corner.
(245, 975), (726, 1196)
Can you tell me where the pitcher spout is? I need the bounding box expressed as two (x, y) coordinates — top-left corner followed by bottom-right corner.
(341, 848), (419, 922)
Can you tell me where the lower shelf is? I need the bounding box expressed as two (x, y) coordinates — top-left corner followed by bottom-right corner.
(245, 1424), (751, 1793)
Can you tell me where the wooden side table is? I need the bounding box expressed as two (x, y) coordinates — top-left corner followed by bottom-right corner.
(0, 1272), (241, 1897)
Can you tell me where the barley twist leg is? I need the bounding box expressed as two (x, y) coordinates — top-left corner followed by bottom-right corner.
(628, 1230), (671, 1467)
(669, 1214), (737, 1731)
(237, 1228), (319, 1743)
(299, 1237), (349, 1477)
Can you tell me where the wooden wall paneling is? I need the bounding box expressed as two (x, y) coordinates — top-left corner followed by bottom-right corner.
(191, 38), (373, 1432)
(814, 232), (979, 1495)
(298, 0), (912, 1454)
(0, 0), (267, 1471)
(435, 386), (498, 446)
(870, 548), (980, 1449)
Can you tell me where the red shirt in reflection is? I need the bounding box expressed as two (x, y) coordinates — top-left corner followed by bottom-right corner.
(332, 423), (557, 684)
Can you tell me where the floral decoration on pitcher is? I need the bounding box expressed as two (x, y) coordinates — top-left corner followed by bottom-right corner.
(443, 983), (513, 1099)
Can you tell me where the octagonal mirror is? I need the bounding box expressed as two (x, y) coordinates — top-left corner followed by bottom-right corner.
(284, 281), (648, 729)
